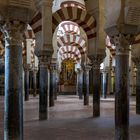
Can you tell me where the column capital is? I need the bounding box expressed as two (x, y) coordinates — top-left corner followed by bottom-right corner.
(132, 57), (140, 69)
(89, 54), (105, 70)
(38, 49), (53, 68)
(111, 34), (135, 55)
(77, 68), (83, 73)
(23, 64), (30, 71)
(33, 66), (38, 72)
(50, 63), (57, 71)
(101, 68), (108, 74)
(1, 21), (26, 46)
(83, 65), (92, 72)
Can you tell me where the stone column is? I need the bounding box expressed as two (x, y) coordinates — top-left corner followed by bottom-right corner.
(55, 70), (59, 100)
(107, 63), (112, 95)
(112, 34), (133, 140)
(132, 57), (140, 114)
(76, 71), (79, 96)
(33, 68), (37, 97)
(38, 50), (52, 120)
(49, 64), (57, 107)
(101, 69), (108, 98)
(111, 66), (115, 94)
(133, 66), (137, 96)
(3, 21), (25, 140)
(24, 64), (30, 101)
(89, 68), (93, 94)
(77, 69), (83, 99)
(89, 54), (104, 117)
(38, 0), (53, 120)
(29, 70), (33, 94)
(83, 65), (91, 105)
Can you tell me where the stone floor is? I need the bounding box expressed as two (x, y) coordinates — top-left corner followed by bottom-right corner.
(0, 95), (140, 140)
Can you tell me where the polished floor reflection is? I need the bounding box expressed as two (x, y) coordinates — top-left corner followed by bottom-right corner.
(0, 95), (140, 140)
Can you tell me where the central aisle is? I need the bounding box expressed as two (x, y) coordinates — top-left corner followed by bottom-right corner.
(0, 95), (140, 140)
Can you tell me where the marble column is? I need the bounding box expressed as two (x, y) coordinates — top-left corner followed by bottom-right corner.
(38, 51), (52, 120)
(38, 0), (53, 120)
(107, 61), (112, 95)
(112, 34), (133, 140)
(89, 54), (104, 117)
(55, 70), (59, 100)
(49, 64), (56, 107)
(132, 58), (140, 114)
(101, 69), (108, 98)
(111, 67), (115, 94)
(29, 70), (33, 94)
(130, 62), (136, 96)
(24, 64), (30, 101)
(3, 21), (25, 140)
(89, 68), (93, 94)
(83, 65), (91, 105)
(33, 68), (37, 97)
(77, 69), (83, 99)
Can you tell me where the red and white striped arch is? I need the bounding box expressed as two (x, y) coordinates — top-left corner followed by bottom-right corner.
(30, 12), (42, 34)
(59, 22), (80, 35)
(106, 36), (116, 56)
(57, 34), (86, 54)
(133, 34), (140, 45)
(52, 6), (96, 39)
(30, 6), (96, 39)
(22, 28), (35, 64)
(61, 1), (86, 11)
(59, 45), (81, 57)
(0, 44), (4, 58)
(22, 43), (26, 57)
(61, 53), (80, 62)
(0, 28), (35, 59)
(0, 28), (35, 40)
(31, 39), (35, 64)
(58, 45), (81, 63)
(23, 29), (35, 39)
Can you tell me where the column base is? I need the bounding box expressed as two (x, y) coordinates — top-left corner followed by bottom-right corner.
(79, 96), (83, 100)
(24, 97), (29, 101)
(93, 103), (100, 117)
(102, 95), (107, 99)
(115, 127), (129, 140)
(33, 90), (37, 97)
(84, 96), (89, 105)
(136, 105), (140, 114)
(39, 113), (48, 120)
(49, 98), (54, 107)
(54, 93), (57, 100)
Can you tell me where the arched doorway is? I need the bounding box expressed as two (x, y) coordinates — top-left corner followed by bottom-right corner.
(59, 59), (76, 94)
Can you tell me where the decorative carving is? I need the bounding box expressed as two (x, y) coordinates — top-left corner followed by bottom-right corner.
(38, 50), (53, 68)
(89, 54), (105, 70)
(0, 21), (26, 46)
(83, 65), (91, 73)
(23, 64), (30, 71)
(132, 57), (140, 69)
(111, 34), (135, 55)
(50, 63), (57, 72)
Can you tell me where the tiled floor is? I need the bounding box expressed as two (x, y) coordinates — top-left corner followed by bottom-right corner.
(0, 95), (140, 140)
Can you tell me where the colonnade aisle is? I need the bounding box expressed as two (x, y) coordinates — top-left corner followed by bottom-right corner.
(0, 95), (140, 140)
